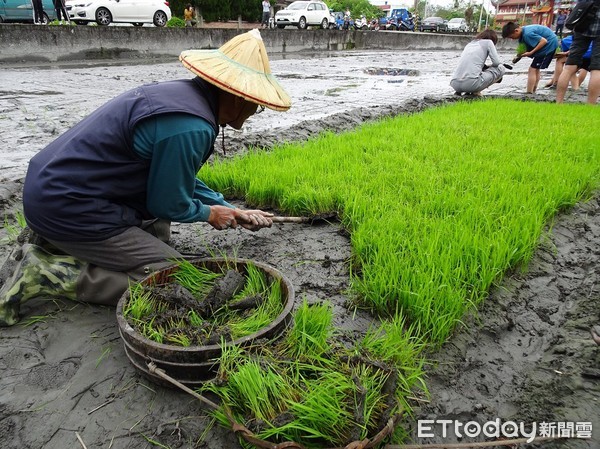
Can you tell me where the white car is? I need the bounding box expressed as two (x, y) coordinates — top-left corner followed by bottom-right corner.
(447, 17), (468, 33)
(275, 0), (330, 29)
(66, 0), (171, 26)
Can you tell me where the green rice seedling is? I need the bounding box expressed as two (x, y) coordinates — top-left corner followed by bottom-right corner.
(265, 369), (354, 445)
(357, 315), (428, 412)
(187, 309), (204, 327)
(166, 331), (192, 347)
(170, 259), (222, 298)
(1, 210), (27, 243)
(228, 278), (285, 339)
(351, 363), (393, 439)
(140, 318), (164, 344)
(217, 358), (294, 424)
(124, 283), (156, 321)
(281, 300), (333, 361)
(234, 263), (268, 298)
(96, 346), (111, 368)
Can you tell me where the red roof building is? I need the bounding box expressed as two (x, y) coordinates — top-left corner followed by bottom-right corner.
(494, 0), (558, 28)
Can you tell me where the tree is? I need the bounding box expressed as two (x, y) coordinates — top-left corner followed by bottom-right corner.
(325, 0), (382, 19)
(195, 0), (262, 22)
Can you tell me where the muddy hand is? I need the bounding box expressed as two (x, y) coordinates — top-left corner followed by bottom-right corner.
(237, 209), (273, 232)
(208, 205), (239, 230)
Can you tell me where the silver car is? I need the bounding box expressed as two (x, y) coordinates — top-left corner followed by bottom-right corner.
(447, 17), (468, 33)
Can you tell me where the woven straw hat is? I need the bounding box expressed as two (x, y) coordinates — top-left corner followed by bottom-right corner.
(180, 29), (291, 111)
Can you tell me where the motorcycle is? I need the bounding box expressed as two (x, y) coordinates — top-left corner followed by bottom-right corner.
(353, 15), (368, 30)
(387, 16), (415, 31)
(398, 17), (415, 31)
(368, 17), (380, 31)
(386, 9), (416, 32)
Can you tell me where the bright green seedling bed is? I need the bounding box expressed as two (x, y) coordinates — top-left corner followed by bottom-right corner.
(200, 99), (600, 444)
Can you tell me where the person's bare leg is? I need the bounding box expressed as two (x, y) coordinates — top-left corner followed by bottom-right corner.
(554, 59), (565, 85)
(547, 57), (565, 86)
(527, 67), (540, 93)
(587, 70), (600, 104)
(556, 64), (579, 102)
(577, 69), (588, 89)
(571, 70), (581, 90)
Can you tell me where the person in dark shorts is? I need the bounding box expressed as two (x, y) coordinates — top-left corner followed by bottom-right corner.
(556, 2), (600, 104)
(502, 21), (559, 93)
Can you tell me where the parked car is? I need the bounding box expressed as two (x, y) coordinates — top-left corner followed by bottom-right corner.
(447, 17), (468, 33)
(274, 0), (330, 29)
(65, 0), (171, 26)
(419, 16), (447, 32)
(0, 0), (56, 23)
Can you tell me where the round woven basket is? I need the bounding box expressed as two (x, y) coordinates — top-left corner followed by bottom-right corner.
(116, 257), (295, 386)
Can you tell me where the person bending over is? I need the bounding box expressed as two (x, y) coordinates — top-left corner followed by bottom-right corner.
(0, 29), (292, 326)
(502, 21), (558, 93)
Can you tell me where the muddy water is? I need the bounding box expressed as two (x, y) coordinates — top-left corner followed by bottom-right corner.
(0, 48), (547, 181)
(0, 51), (597, 449)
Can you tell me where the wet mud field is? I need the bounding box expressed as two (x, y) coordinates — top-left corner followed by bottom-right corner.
(0, 50), (598, 449)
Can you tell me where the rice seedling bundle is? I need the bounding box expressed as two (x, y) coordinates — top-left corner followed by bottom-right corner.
(123, 259), (285, 346)
(202, 301), (419, 448)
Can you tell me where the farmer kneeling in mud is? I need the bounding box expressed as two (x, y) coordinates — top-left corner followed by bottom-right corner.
(0, 29), (291, 326)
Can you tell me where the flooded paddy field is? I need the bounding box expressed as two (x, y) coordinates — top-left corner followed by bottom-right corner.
(0, 50), (597, 449)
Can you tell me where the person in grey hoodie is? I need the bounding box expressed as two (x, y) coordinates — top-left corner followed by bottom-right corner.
(450, 29), (507, 96)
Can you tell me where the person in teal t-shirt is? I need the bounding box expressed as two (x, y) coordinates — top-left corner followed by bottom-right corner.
(502, 21), (559, 93)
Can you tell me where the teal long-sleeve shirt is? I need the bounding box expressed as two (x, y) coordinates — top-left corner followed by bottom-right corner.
(132, 112), (233, 223)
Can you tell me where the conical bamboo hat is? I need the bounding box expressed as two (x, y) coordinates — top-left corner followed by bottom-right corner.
(180, 29), (291, 111)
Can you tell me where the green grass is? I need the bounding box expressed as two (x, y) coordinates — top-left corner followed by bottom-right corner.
(201, 99), (600, 344)
(196, 99), (600, 445)
(1, 210), (27, 244)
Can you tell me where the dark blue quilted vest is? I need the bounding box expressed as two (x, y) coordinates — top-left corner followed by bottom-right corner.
(23, 77), (219, 242)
